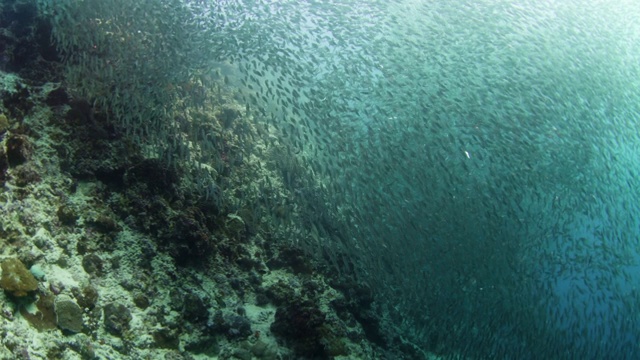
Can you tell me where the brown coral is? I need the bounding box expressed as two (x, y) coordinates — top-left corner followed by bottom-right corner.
(0, 258), (38, 297)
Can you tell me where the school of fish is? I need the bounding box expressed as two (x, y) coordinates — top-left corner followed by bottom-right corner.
(41, 0), (640, 358)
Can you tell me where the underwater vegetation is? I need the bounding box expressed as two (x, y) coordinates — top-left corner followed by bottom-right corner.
(1, 0), (640, 359)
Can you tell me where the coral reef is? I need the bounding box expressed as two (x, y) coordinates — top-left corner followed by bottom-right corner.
(0, 3), (419, 359)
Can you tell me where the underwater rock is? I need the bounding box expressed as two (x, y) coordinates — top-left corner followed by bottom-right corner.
(228, 277), (246, 298)
(81, 254), (103, 277)
(208, 310), (252, 340)
(45, 87), (69, 107)
(254, 290), (269, 306)
(264, 280), (295, 306)
(89, 214), (120, 234)
(270, 298), (327, 357)
(301, 278), (322, 298)
(54, 296), (84, 333)
(351, 309), (386, 347)
(230, 347), (252, 360)
(66, 336), (98, 360)
(0, 258), (38, 297)
(5, 133), (32, 167)
(328, 279), (385, 346)
(225, 313), (252, 339)
(248, 340), (279, 359)
(266, 245), (314, 274)
(56, 101), (127, 179)
(184, 336), (220, 356)
(103, 303), (131, 336)
(72, 285), (99, 311)
(12, 163), (40, 187)
(219, 106), (241, 128)
(153, 328), (180, 350)
(2, 84), (33, 119)
(183, 293), (208, 324)
(132, 292), (150, 309)
(64, 99), (92, 125)
(165, 209), (214, 266)
(0, 0), (59, 82)
(224, 214), (247, 240)
(123, 158), (179, 195)
(56, 204), (78, 226)
(249, 340), (269, 357)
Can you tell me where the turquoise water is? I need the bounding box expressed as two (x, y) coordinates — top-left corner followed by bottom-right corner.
(222, 1), (640, 357)
(267, 2), (640, 358)
(45, 0), (640, 358)
(185, 0), (640, 357)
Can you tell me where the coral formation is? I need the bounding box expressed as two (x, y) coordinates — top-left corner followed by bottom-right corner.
(0, 3), (411, 359)
(103, 303), (132, 337)
(0, 258), (38, 297)
(54, 295), (84, 333)
(5, 133), (32, 167)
